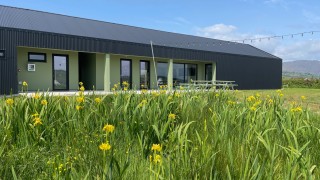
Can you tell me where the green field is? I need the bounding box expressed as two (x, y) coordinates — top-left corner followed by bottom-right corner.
(1, 87), (320, 179)
(237, 88), (320, 113)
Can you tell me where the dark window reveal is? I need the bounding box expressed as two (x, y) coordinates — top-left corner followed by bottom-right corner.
(0, 50), (5, 58)
(28, 52), (46, 62)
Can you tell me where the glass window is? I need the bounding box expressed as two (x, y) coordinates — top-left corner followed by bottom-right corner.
(173, 63), (197, 84)
(28, 52), (46, 62)
(53, 55), (68, 90)
(173, 63), (184, 84)
(140, 61), (150, 89)
(120, 59), (132, 89)
(157, 62), (168, 86)
(205, 64), (213, 81)
(185, 64), (197, 83)
(0, 50), (5, 58)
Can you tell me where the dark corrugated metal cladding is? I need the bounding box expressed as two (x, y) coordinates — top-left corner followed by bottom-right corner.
(0, 27), (282, 94)
(0, 29), (18, 94)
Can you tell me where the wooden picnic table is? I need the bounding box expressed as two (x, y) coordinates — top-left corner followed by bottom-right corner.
(180, 80), (238, 90)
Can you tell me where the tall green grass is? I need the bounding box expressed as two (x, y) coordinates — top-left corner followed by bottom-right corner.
(0, 88), (319, 179)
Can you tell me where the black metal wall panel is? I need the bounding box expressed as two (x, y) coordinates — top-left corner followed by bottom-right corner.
(0, 27), (282, 94)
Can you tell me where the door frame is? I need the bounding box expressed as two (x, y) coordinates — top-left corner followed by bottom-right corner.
(52, 54), (69, 91)
(120, 59), (132, 89)
(140, 60), (150, 89)
(205, 63), (212, 81)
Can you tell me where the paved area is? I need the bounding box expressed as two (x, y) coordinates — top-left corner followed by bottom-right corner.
(18, 90), (113, 97)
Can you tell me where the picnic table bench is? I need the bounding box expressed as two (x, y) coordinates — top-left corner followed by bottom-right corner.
(179, 80), (238, 90)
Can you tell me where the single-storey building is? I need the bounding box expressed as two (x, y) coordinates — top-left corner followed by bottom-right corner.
(0, 5), (282, 94)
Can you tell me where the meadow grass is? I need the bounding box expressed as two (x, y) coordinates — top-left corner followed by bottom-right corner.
(237, 88), (320, 113)
(0, 87), (320, 179)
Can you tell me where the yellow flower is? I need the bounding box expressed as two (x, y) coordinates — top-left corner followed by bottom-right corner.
(250, 106), (257, 111)
(290, 101), (297, 106)
(268, 99), (273, 104)
(123, 87), (128, 91)
(276, 89), (282, 94)
(5, 98), (14, 106)
(215, 93), (219, 97)
(94, 97), (101, 103)
(79, 82), (83, 86)
(168, 113), (176, 120)
(153, 154), (161, 163)
(227, 100), (236, 105)
(138, 99), (148, 107)
(79, 86), (85, 91)
(141, 89), (148, 94)
(149, 155), (153, 162)
(246, 96), (256, 102)
(141, 99), (147, 104)
(76, 97), (85, 103)
(32, 113), (39, 117)
(76, 105), (83, 110)
(41, 100), (48, 106)
(279, 93), (284, 97)
(33, 93), (40, 99)
(151, 144), (162, 152)
(296, 107), (303, 112)
(103, 124), (115, 133)
(22, 81), (28, 86)
(253, 100), (262, 107)
(255, 93), (260, 98)
(33, 117), (42, 126)
(99, 142), (111, 151)
(122, 81), (129, 87)
(291, 107), (303, 113)
(301, 96), (306, 100)
(111, 88), (116, 91)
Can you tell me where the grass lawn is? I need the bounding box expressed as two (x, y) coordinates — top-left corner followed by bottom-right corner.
(237, 88), (320, 113)
(1, 87), (319, 179)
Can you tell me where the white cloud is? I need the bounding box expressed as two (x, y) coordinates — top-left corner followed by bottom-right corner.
(196, 23), (320, 61)
(273, 40), (320, 60)
(196, 24), (237, 37)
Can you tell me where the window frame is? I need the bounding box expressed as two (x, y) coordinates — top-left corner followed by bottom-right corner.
(0, 50), (5, 59)
(140, 60), (150, 89)
(120, 59), (132, 89)
(28, 52), (47, 62)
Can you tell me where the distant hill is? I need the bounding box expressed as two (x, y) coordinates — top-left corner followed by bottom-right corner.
(283, 60), (320, 78)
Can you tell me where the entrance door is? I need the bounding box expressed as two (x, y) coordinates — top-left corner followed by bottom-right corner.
(205, 64), (212, 81)
(53, 54), (69, 90)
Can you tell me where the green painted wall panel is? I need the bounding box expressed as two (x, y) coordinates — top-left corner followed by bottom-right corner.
(17, 47), (210, 92)
(17, 47), (79, 91)
(96, 53), (106, 90)
(110, 55), (121, 88)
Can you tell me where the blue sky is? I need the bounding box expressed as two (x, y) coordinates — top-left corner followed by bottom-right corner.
(1, 0), (320, 61)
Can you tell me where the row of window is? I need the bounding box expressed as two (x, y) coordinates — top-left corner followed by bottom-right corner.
(26, 53), (212, 89)
(120, 59), (209, 89)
